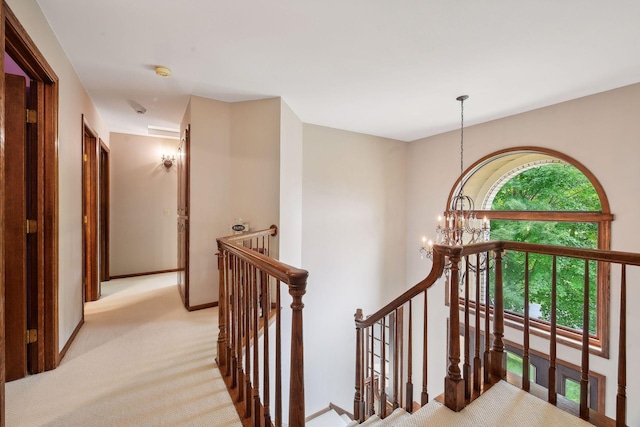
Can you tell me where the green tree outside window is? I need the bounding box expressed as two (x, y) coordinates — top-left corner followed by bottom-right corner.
(489, 164), (599, 334)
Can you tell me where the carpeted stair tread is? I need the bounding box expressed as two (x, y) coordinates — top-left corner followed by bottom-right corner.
(394, 380), (593, 427)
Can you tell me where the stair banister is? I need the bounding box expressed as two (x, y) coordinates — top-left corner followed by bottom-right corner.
(217, 225), (308, 427)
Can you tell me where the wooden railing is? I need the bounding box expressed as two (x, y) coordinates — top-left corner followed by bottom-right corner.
(216, 226), (308, 427)
(354, 240), (637, 426)
(353, 253), (445, 421)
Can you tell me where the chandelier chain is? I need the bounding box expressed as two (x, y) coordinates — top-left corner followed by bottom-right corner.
(460, 96), (464, 179)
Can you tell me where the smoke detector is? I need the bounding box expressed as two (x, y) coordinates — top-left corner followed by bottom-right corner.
(155, 66), (171, 78)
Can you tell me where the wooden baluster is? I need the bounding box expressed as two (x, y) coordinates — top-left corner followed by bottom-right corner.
(237, 260), (245, 400)
(483, 258), (491, 385)
(262, 271), (272, 427)
(616, 264), (627, 427)
(266, 233), (270, 257)
(288, 280), (306, 427)
(232, 256), (239, 387)
(217, 251), (228, 370)
(473, 255), (481, 392)
(463, 258), (471, 400)
(549, 256), (557, 405)
(523, 252), (530, 392)
(244, 261), (252, 416)
(275, 280), (282, 427)
(490, 250), (506, 383)
(354, 310), (365, 423)
(380, 318), (387, 418)
(399, 308), (404, 409)
(226, 253), (233, 376)
(225, 253), (234, 378)
(369, 324), (375, 416)
(445, 253), (465, 411)
(393, 309), (400, 410)
(580, 260), (590, 420)
(421, 290), (429, 405)
(253, 266), (261, 425)
(406, 300), (414, 412)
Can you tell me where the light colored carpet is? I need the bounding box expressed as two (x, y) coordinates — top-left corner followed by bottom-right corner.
(395, 380), (593, 427)
(6, 273), (242, 427)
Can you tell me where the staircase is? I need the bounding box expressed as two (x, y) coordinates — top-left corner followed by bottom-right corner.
(308, 380), (593, 426)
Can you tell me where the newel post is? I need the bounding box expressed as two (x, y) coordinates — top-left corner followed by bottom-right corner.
(289, 280), (307, 427)
(354, 309), (365, 422)
(444, 251), (465, 412)
(490, 250), (506, 382)
(216, 247), (227, 370)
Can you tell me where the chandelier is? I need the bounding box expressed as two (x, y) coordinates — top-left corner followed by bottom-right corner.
(420, 95), (490, 262)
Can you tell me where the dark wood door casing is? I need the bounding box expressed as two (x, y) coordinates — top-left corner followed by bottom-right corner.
(99, 140), (110, 282)
(177, 125), (190, 308)
(82, 117), (99, 302)
(4, 73), (28, 382)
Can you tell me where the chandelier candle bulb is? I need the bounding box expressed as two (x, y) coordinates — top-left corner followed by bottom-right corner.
(422, 236), (427, 248)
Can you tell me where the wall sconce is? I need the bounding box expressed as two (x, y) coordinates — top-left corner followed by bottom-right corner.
(162, 154), (175, 171)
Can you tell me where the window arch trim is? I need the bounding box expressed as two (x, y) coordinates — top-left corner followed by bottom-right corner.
(445, 146), (612, 217)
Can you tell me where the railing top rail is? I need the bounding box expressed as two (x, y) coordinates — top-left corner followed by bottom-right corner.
(435, 240), (640, 267)
(217, 225), (308, 287)
(357, 240), (640, 329)
(224, 224), (278, 242)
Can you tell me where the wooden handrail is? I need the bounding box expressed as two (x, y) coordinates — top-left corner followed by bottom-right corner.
(218, 225), (308, 286)
(216, 226), (309, 427)
(438, 240), (640, 266)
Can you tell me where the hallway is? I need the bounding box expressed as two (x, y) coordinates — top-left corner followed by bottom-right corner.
(5, 273), (242, 426)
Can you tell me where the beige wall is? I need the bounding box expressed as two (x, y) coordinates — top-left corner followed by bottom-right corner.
(230, 98), (281, 234)
(184, 96), (232, 306)
(109, 133), (178, 276)
(181, 96), (282, 306)
(279, 101), (304, 267)
(407, 83), (640, 424)
(7, 0), (110, 350)
(301, 124), (407, 413)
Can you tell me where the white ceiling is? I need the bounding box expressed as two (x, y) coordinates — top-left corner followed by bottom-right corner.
(36, 0), (640, 142)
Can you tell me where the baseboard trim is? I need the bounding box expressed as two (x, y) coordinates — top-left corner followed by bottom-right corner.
(59, 317), (84, 362)
(330, 403), (354, 420)
(110, 269), (179, 280)
(188, 301), (218, 311)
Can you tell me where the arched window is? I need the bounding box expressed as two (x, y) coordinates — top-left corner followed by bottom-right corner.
(452, 147), (612, 356)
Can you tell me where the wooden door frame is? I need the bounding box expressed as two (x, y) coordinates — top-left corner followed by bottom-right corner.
(177, 126), (190, 308)
(1, 3), (60, 424)
(99, 139), (110, 282)
(82, 116), (99, 302)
